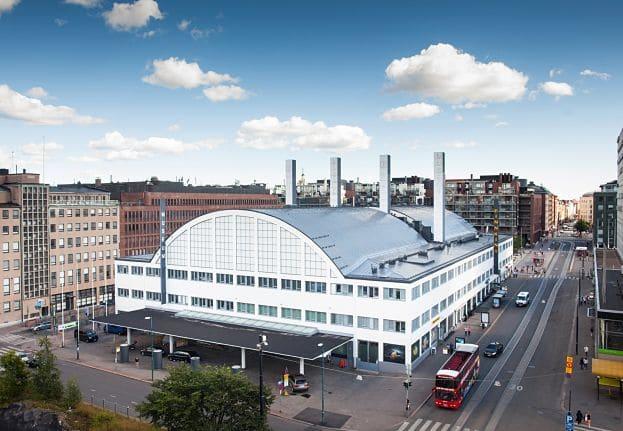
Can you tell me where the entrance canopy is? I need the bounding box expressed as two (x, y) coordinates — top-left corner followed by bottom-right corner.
(92, 308), (351, 360)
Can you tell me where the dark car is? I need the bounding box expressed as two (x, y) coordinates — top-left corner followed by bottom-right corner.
(104, 324), (127, 335)
(16, 351), (38, 368)
(168, 350), (198, 363)
(31, 322), (52, 332)
(74, 329), (99, 343)
(483, 342), (504, 357)
(288, 374), (310, 392)
(140, 346), (166, 357)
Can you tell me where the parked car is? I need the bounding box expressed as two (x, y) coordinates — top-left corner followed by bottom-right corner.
(483, 342), (504, 358)
(15, 351), (38, 368)
(104, 324), (127, 335)
(288, 374), (310, 392)
(498, 286), (508, 297)
(140, 346), (166, 357)
(31, 322), (52, 332)
(515, 291), (530, 307)
(168, 350), (198, 363)
(74, 329), (99, 343)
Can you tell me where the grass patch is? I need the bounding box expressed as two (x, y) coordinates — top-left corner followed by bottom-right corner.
(65, 404), (159, 431)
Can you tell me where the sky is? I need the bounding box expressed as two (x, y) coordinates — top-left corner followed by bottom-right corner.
(0, 0), (621, 199)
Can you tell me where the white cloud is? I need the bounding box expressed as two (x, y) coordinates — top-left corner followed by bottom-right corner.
(190, 26), (222, 40)
(64, 0), (100, 7)
(0, 0), (20, 15)
(88, 131), (222, 160)
(452, 102), (487, 110)
(580, 69), (611, 80)
(539, 81), (574, 98)
(385, 43), (528, 104)
(203, 85), (249, 102)
(0, 84), (103, 125)
(142, 57), (237, 89)
(25, 86), (48, 99)
(68, 155), (100, 163)
(54, 18), (68, 27)
(140, 30), (156, 38)
(549, 68), (562, 78)
(495, 121), (509, 127)
(177, 19), (190, 31)
(454, 114), (463, 122)
(22, 141), (64, 157)
(236, 116), (371, 151)
(103, 0), (162, 32)
(381, 102), (440, 121)
(446, 140), (477, 149)
(484, 114), (498, 120)
(167, 123), (180, 132)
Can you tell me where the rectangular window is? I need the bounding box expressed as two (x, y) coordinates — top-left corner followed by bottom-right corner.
(431, 277), (439, 290)
(332, 283), (353, 296)
(411, 317), (420, 332)
(330, 313), (353, 327)
(217, 300), (234, 311)
(236, 275), (255, 286)
(448, 268), (455, 280)
(237, 302), (255, 314)
(440, 272), (447, 284)
(281, 279), (301, 291)
(192, 271), (213, 282)
(146, 291), (162, 302)
(168, 294), (188, 305)
(421, 280), (430, 295)
(421, 310), (430, 324)
(258, 305), (277, 317)
(305, 281), (326, 294)
(281, 307), (302, 320)
(146, 267), (160, 277)
(131, 289), (144, 299)
(167, 269), (188, 280)
(411, 285), (421, 300)
(357, 285), (379, 298)
(305, 310), (327, 324)
(383, 287), (405, 301)
(383, 319), (406, 333)
(191, 297), (213, 308)
(116, 265), (129, 274)
(131, 266), (143, 276)
(216, 273), (233, 284)
(258, 277), (278, 289)
(117, 288), (129, 298)
(357, 316), (379, 330)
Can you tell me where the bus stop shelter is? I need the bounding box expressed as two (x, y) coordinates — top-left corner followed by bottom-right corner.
(92, 308), (352, 374)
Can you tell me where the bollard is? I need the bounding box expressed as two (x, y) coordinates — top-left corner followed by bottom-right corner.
(102, 399), (105, 409)
(127, 406), (130, 417)
(114, 403), (117, 414)
(91, 395), (93, 406)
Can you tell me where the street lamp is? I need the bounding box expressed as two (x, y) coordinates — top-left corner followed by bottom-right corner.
(145, 316), (154, 381)
(257, 334), (268, 419)
(318, 342), (325, 425)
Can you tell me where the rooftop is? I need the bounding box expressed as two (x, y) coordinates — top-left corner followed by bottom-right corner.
(595, 249), (623, 316)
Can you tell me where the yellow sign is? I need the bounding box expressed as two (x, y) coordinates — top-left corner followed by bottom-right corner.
(565, 355), (573, 375)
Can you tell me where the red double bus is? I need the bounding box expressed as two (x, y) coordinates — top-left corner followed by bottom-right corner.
(434, 343), (480, 409)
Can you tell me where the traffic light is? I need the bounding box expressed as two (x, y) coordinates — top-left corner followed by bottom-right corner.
(403, 379), (412, 389)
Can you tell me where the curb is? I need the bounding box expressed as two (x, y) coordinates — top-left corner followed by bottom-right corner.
(58, 358), (154, 384)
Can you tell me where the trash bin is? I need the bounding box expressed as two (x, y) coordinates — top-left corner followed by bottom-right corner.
(231, 365), (242, 374)
(119, 343), (129, 363)
(153, 349), (163, 369)
(190, 356), (201, 370)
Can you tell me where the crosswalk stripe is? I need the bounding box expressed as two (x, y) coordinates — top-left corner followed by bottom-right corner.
(408, 418), (423, 431)
(440, 425), (450, 431)
(429, 422), (442, 431)
(397, 422), (409, 431)
(419, 420), (433, 431)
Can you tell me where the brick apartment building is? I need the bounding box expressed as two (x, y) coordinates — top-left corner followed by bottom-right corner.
(69, 177), (282, 256)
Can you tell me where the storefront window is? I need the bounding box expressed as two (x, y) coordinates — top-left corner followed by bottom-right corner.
(383, 343), (405, 364)
(411, 340), (420, 362)
(421, 332), (430, 352)
(358, 340), (379, 363)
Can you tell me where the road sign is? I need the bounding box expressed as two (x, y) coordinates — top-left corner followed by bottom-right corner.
(58, 321), (77, 331)
(481, 311), (490, 324)
(565, 355), (573, 376)
(565, 411), (574, 431)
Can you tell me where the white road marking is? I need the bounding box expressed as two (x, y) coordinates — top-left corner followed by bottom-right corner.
(419, 420), (432, 431)
(429, 422), (441, 431)
(397, 422), (409, 431)
(440, 425), (451, 431)
(408, 418), (423, 431)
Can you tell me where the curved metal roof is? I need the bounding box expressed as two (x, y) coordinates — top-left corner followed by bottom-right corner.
(391, 206), (477, 243)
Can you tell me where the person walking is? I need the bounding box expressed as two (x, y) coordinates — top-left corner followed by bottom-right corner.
(584, 345), (589, 357)
(576, 410), (583, 425)
(585, 412), (591, 428)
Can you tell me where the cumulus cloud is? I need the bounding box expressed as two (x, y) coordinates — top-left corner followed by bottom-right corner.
(54, 18), (68, 27)
(22, 141), (64, 156)
(236, 116), (371, 151)
(25, 86), (48, 99)
(452, 102), (487, 110)
(381, 102), (440, 121)
(454, 114), (463, 122)
(495, 121), (509, 127)
(203, 85), (248, 102)
(140, 29), (156, 38)
(190, 26), (222, 40)
(549, 68), (562, 78)
(0, 84), (103, 125)
(142, 57), (236, 89)
(68, 155), (100, 163)
(580, 69), (611, 80)
(167, 123), (180, 132)
(64, 0), (100, 7)
(539, 81), (574, 98)
(88, 131), (222, 160)
(103, 0), (162, 31)
(385, 43), (528, 104)
(177, 19), (190, 31)
(0, 0), (20, 15)
(446, 140), (478, 149)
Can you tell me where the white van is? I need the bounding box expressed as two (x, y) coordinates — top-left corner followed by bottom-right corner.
(515, 291), (530, 307)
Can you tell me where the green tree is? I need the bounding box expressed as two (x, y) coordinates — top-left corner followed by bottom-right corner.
(0, 351), (29, 402)
(137, 364), (273, 431)
(30, 337), (63, 401)
(575, 219), (590, 236)
(63, 377), (82, 409)
(513, 235), (524, 253)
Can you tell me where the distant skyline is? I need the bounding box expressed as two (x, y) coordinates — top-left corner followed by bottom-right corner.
(1, 1), (621, 199)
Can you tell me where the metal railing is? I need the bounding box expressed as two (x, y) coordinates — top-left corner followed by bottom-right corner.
(89, 394), (140, 420)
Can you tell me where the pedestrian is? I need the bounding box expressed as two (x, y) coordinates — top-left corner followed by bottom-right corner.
(576, 410), (583, 425)
(584, 345), (589, 357)
(590, 327), (594, 337)
(464, 326), (468, 337)
(135, 356), (139, 368)
(585, 412), (591, 428)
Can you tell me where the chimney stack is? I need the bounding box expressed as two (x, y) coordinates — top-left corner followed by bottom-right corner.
(330, 157), (341, 208)
(434, 152), (445, 242)
(285, 159), (296, 206)
(379, 154), (391, 213)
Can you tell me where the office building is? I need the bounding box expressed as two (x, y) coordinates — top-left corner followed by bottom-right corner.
(578, 192), (594, 225)
(593, 181), (617, 248)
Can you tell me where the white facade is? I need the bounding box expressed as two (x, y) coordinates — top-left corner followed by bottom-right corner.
(115, 209), (513, 371)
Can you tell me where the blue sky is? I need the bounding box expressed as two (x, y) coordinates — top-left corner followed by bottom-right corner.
(0, 0), (621, 199)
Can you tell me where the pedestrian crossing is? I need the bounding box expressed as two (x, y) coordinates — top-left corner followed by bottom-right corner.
(396, 419), (478, 431)
(0, 333), (29, 346)
(0, 345), (18, 356)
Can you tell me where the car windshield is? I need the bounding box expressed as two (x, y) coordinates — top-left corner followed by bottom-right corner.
(295, 379), (306, 384)
(486, 343), (497, 350)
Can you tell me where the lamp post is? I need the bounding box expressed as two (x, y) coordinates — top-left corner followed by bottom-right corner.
(318, 342), (325, 425)
(76, 272), (80, 360)
(257, 334), (268, 419)
(60, 260), (65, 348)
(145, 316), (154, 381)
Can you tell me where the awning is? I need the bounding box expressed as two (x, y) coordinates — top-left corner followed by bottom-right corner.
(92, 308), (352, 360)
(592, 358), (623, 380)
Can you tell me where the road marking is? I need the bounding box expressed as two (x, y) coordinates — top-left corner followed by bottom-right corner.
(419, 420), (432, 431)
(439, 425), (450, 431)
(110, 394), (116, 398)
(397, 422), (409, 431)
(429, 422), (441, 431)
(408, 418), (422, 431)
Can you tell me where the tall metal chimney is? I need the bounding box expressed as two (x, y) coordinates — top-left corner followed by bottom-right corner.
(330, 157), (341, 208)
(285, 159), (296, 206)
(434, 152), (446, 242)
(379, 154), (391, 213)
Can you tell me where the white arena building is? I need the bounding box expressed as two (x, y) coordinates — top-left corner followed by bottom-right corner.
(113, 154), (513, 373)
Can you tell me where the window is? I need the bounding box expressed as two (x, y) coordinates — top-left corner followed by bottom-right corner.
(116, 265), (129, 274)
(440, 272), (447, 284)
(216, 273), (233, 284)
(440, 299), (447, 312)
(2, 260), (8, 271)
(421, 281), (431, 295)
(411, 285), (421, 300)
(383, 319), (406, 333)
(236, 275), (255, 286)
(383, 287), (405, 301)
(330, 313), (353, 327)
(421, 310), (430, 324)
(332, 283), (353, 296)
(305, 281), (326, 294)
(431, 304), (439, 318)
(357, 285), (379, 298)
(411, 317), (421, 332)
(217, 300), (234, 311)
(131, 266), (143, 276)
(281, 279), (301, 291)
(448, 268), (455, 280)
(357, 316), (379, 330)
(167, 269), (188, 280)
(2, 243), (8, 253)
(237, 302), (255, 314)
(131, 289), (144, 299)
(3, 279), (9, 295)
(258, 277), (277, 289)
(3, 301), (9, 312)
(146, 267), (160, 277)
(191, 297), (213, 308)
(192, 271), (213, 282)
(258, 305), (277, 317)
(431, 276), (439, 290)
(146, 291), (161, 302)
(117, 288), (129, 297)
(281, 307), (301, 320)
(305, 310), (327, 323)
(168, 294), (188, 305)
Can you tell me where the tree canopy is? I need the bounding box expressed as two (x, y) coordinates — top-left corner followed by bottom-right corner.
(575, 219), (590, 235)
(0, 351), (29, 403)
(137, 364), (273, 431)
(30, 337), (63, 401)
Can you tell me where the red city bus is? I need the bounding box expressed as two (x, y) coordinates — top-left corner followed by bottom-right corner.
(434, 343), (480, 409)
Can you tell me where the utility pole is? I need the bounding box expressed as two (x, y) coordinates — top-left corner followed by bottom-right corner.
(257, 334), (268, 420)
(576, 267), (580, 355)
(60, 260), (65, 348)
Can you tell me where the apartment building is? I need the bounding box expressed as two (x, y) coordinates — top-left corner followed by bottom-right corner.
(578, 192), (594, 225)
(593, 181), (617, 248)
(617, 129), (623, 260)
(1, 196), (21, 324)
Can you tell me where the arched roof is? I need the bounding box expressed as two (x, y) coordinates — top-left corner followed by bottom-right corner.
(391, 206), (478, 243)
